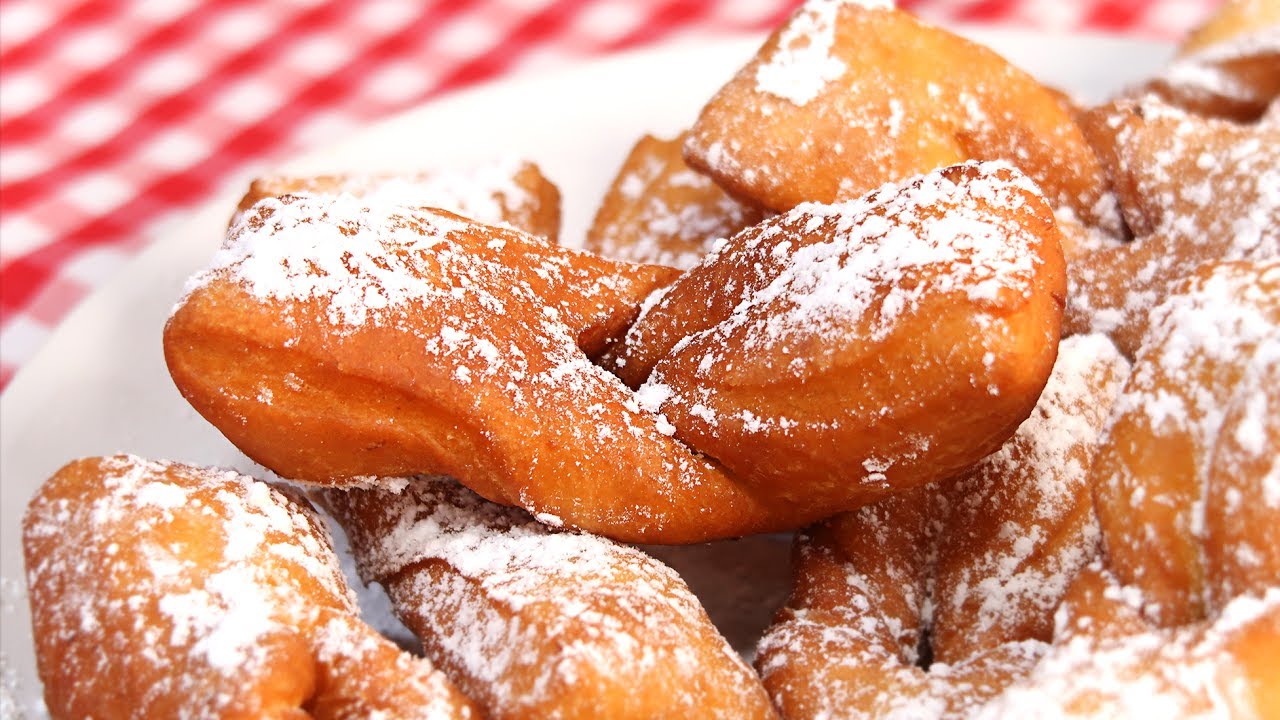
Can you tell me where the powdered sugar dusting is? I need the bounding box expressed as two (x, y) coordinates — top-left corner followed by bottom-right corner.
(587, 135), (764, 270)
(21, 456), (363, 717)
(935, 334), (1129, 654)
(757, 337), (1132, 717)
(755, 0), (873, 106)
(1156, 26), (1280, 114)
(636, 161), (1048, 422)
(1091, 260), (1279, 625)
(1114, 261), (1279, 489)
(978, 583), (1279, 718)
(1067, 96), (1279, 348)
(755, 489), (1050, 719)
(233, 159), (539, 235)
(185, 193), (472, 327)
(323, 477), (769, 717)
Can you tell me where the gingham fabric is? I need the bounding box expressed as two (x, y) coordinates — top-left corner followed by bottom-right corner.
(0, 0), (1218, 389)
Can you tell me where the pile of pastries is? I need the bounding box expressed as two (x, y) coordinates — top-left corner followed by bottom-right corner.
(22, 0), (1279, 717)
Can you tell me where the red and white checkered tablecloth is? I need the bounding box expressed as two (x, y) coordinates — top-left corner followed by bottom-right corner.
(0, 0), (1218, 390)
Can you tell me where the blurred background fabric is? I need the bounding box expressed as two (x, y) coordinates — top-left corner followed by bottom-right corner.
(0, 0), (1218, 388)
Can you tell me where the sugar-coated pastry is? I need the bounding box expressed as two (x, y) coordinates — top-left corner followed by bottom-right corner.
(586, 132), (765, 269)
(166, 162), (1065, 543)
(22, 456), (478, 719)
(1079, 96), (1279, 249)
(320, 477), (778, 720)
(756, 488), (1047, 720)
(1066, 96), (1279, 356)
(165, 194), (776, 544)
(234, 159), (562, 242)
(930, 334), (1130, 661)
(755, 333), (1128, 719)
(1144, 0), (1279, 121)
(684, 0), (1117, 231)
(979, 565), (1279, 718)
(1089, 260), (1280, 627)
(611, 162), (1067, 520)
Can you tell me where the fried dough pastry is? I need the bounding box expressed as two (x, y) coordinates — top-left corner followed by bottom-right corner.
(234, 159), (562, 242)
(167, 192), (772, 544)
(319, 477), (777, 720)
(755, 333), (1129, 720)
(611, 162), (1067, 518)
(1089, 260), (1280, 627)
(167, 161), (1064, 543)
(684, 0), (1116, 231)
(1066, 96), (1280, 356)
(756, 488), (1048, 720)
(586, 132), (765, 269)
(1143, 0), (1279, 121)
(22, 455), (478, 719)
(930, 334), (1131, 662)
(1181, 0), (1280, 53)
(981, 566), (1280, 718)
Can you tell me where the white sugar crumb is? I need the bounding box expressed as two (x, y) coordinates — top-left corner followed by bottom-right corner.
(978, 587), (1280, 718)
(755, 0), (857, 106)
(234, 159), (536, 234)
(23, 455), (377, 717)
(186, 193), (473, 327)
(634, 382), (673, 414)
(637, 161), (1049, 451)
(533, 511), (564, 527)
(327, 477), (760, 715)
(133, 481), (189, 510)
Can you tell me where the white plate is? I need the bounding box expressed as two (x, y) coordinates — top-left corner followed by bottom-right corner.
(0, 28), (1170, 716)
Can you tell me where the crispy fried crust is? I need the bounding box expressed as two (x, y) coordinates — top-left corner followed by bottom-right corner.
(984, 566), (1280, 718)
(23, 456), (477, 720)
(755, 333), (1127, 720)
(684, 1), (1114, 230)
(166, 194), (776, 544)
(320, 478), (778, 720)
(1141, 0), (1279, 121)
(235, 160), (562, 242)
(611, 163), (1067, 519)
(1065, 97), (1280, 356)
(167, 162), (1064, 543)
(1089, 260), (1280, 626)
(586, 132), (765, 269)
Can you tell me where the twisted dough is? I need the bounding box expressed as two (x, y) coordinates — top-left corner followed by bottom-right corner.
(610, 162), (1067, 522)
(320, 477), (778, 720)
(233, 159), (562, 242)
(1065, 96), (1279, 356)
(22, 456), (478, 719)
(167, 161), (1064, 542)
(1089, 259), (1280, 627)
(755, 333), (1129, 719)
(684, 0), (1116, 231)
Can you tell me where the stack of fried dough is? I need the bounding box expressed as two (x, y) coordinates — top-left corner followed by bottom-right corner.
(23, 0), (1279, 717)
